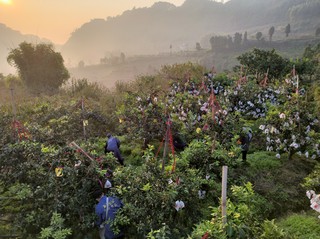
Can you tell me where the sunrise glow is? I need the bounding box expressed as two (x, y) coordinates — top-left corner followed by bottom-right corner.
(0, 0), (12, 5)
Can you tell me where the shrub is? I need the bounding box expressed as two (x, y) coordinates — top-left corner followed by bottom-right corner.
(259, 219), (293, 239)
(276, 213), (320, 239)
(243, 152), (315, 218)
(189, 182), (269, 239)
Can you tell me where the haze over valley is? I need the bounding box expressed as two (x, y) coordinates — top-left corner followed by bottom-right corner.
(1, 0), (319, 87)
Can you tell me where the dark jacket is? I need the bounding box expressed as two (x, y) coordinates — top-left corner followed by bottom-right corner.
(239, 134), (251, 152)
(95, 195), (124, 239)
(105, 136), (120, 153)
(105, 136), (124, 165)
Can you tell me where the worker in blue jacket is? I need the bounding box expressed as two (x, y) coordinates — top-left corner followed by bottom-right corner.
(93, 189), (124, 239)
(104, 133), (124, 165)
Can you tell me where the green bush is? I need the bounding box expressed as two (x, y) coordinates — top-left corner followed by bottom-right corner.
(114, 146), (210, 238)
(243, 153), (315, 218)
(1, 48), (320, 238)
(276, 213), (320, 239)
(39, 212), (72, 239)
(189, 182), (269, 239)
(259, 219), (293, 239)
(247, 151), (282, 171)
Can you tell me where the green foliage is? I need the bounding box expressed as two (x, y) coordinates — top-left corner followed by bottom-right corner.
(302, 43), (320, 83)
(262, 94), (319, 159)
(236, 48), (290, 80)
(159, 62), (205, 83)
(302, 162), (320, 191)
(0, 138), (114, 237)
(248, 151), (282, 171)
(313, 86), (320, 113)
(7, 41), (69, 94)
(114, 150), (209, 238)
(180, 136), (241, 177)
(147, 223), (171, 239)
(39, 212), (72, 239)
(230, 182), (269, 223)
(2, 74), (23, 88)
(189, 182), (269, 239)
(1, 45), (320, 238)
(116, 90), (166, 147)
(259, 219), (292, 239)
(277, 213), (320, 239)
(244, 155), (315, 218)
(68, 78), (105, 100)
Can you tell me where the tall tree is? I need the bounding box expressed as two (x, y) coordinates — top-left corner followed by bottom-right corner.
(120, 52), (126, 63)
(7, 42), (69, 94)
(196, 42), (202, 51)
(243, 31), (248, 46)
(268, 26), (275, 42)
(285, 24), (291, 37)
(233, 32), (242, 49)
(210, 36), (228, 52)
(256, 32), (263, 41)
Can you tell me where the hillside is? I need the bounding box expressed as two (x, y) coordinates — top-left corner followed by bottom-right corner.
(68, 51), (205, 88)
(69, 37), (320, 88)
(61, 0), (320, 66)
(1, 0), (319, 78)
(1, 44), (320, 238)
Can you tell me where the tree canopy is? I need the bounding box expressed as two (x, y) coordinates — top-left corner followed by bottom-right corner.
(236, 48), (290, 81)
(7, 42), (69, 94)
(268, 26), (275, 42)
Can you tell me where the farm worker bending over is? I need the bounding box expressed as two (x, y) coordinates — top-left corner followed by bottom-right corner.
(104, 133), (124, 165)
(93, 189), (124, 239)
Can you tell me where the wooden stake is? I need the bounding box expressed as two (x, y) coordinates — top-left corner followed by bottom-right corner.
(162, 123), (169, 173)
(69, 141), (95, 161)
(221, 166), (228, 226)
(81, 97), (87, 140)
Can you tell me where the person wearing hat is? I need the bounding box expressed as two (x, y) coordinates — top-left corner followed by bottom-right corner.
(104, 133), (124, 165)
(93, 188), (124, 239)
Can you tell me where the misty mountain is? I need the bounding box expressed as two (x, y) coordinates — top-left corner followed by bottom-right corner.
(61, 0), (320, 66)
(0, 0), (319, 75)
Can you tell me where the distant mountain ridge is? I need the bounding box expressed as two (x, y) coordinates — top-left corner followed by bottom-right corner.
(0, 0), (319, 74)
(61, 0), (320, 66)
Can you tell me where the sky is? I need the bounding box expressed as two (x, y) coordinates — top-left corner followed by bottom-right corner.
(0, 0), (195, 45)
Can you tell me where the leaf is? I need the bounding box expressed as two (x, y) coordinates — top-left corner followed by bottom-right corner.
(142, 183), (152, 191)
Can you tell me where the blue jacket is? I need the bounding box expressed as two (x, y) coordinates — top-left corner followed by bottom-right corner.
(95, 195), (124, 239)
(105, 136), (121, 152)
